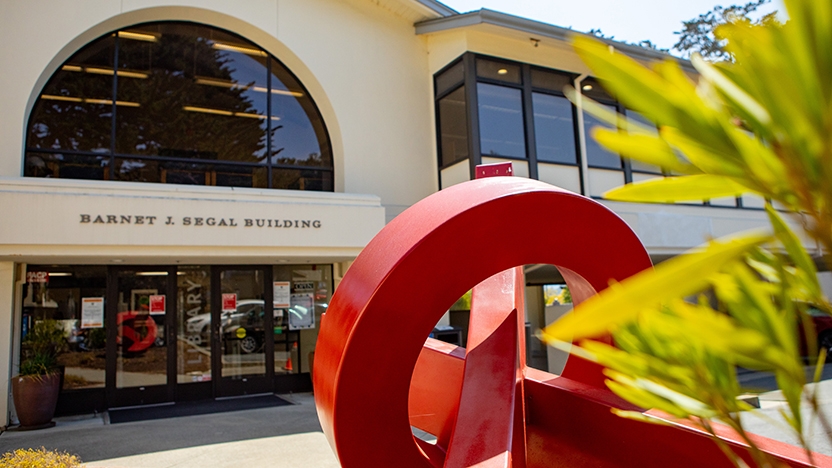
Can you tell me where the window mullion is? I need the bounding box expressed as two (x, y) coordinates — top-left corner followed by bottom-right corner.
(109, 34), (119, 180)
(521, 64), (537, 180)
(463, 53), (481, 179)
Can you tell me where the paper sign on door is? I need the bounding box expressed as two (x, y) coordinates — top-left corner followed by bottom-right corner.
(222, 293), (237, 312)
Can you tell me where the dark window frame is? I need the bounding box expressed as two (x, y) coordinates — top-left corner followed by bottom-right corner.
(434, 56), (468, 176)
(433, 53), (753, 210)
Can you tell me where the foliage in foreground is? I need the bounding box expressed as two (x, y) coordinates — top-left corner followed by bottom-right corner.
(0, 447), (82, 468)
(542, 0), (832, 466)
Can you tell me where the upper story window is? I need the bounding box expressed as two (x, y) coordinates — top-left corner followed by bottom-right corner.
(579, 78), (621, 170)
(531, 69), (578, 165)
(25, 22), (333, 191)
(476, 59), (526, 159)
(433, 53), (743, 208)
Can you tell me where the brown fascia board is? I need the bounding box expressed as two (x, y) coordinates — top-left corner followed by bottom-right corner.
(415, 8), (696, 73)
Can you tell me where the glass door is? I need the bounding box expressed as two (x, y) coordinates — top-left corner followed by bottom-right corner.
(106, 267), (175, 407)
(212, 267), (274, 396)
(176, 266), (212, 401)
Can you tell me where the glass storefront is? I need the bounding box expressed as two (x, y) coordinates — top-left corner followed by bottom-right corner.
(19, 263), (332, 414)
(22, 267), (107, 392)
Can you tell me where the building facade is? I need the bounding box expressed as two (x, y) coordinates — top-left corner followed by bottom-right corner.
(0, 0), (816, 425)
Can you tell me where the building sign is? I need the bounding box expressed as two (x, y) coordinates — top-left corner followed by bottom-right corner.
(273, 281), (291, 308)
(81, 297), (104, 328)
(26, 271), (49, 283)
(222, 293), (237, 312)
(149, 295), (166, 315)
(292, 281), (315, 293)
(79, 214), (322, 229)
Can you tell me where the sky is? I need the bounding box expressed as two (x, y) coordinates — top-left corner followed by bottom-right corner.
(438, 0), (784, 52)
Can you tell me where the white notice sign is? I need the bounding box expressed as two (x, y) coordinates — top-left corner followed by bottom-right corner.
(288, 293), (315, 330)
(81, 297), (104, 328)
(273, 281), (290, 308)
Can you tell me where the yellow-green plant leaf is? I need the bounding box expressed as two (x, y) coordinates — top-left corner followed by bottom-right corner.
(611, 409), (673, 426)
(570, 36), (686, 127)
(563, 86), (622, 129)
(766, 205), (821, 300)
(607, 370), (717, 418)
(592, 128), (699, 174)
(540, 233), (769, 342)
(604, 174), (748, 203)
(692, 54), (771, 127)
(660, 127), (747, 179)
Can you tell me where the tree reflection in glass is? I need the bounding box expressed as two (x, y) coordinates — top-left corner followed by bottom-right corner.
(25, 22), (332, 191)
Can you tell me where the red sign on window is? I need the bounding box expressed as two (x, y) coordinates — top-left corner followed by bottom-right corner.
(222, 293), (237, 312)
(26, 271), (49, 283)
(149, 295), (166, 315)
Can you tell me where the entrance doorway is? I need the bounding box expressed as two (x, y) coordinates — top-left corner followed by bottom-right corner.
(212, 267), (274, 396)
(106, 267), (176, 407)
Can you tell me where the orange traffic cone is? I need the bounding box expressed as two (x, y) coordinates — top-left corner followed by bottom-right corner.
(285, 355), (293, 372)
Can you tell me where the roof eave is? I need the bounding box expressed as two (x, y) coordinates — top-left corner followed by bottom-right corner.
(411, 0), (457, 18)
(415, 8), (694, 72)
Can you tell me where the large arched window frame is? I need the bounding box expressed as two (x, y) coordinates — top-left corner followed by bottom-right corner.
(25, 21), (333, 192)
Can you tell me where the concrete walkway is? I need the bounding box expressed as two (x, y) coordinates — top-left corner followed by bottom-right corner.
(2, 378), (832, 466)
(0, 393), (339, 468)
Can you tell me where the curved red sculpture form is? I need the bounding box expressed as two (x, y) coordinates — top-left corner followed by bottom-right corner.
(313, 175), (830, 468)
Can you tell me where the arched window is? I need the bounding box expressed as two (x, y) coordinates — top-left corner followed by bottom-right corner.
(26, 22), (332, 191)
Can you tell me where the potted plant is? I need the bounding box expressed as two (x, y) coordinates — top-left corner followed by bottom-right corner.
(12, 319), (66, 429)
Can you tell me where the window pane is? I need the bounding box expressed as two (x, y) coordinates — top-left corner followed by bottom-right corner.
(533, 93), (576, 164)
(114, 158), (268, 188)
(272, 168), (333, 191)
(115, 23), (269, 164)
(476, 59), (521, 84)
(478, 83), (526, 158)
(438, 86), (469, 167)
(580, 78), (614, 102)
(583, 105), (621, 169)
(27, 35), (114, 153)
(273, 265), (333, 374)
(115, 270), (169, 389)
(531, 69), (572, 93)
(178, 266), (212, 384)
(269, 61), (331, 168)
(220, 269), (265, 379)
(435, 61), (464, 95)
(25, 152), (110, 180)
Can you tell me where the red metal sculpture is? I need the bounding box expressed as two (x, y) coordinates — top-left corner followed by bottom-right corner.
(313, 166), (830, 467)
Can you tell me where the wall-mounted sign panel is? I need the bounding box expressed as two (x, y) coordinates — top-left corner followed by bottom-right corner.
(0, 180), (385, 253)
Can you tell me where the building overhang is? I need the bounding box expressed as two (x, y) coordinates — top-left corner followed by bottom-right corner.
(0, 178), (385, 265)
(415, 8), (696, 72)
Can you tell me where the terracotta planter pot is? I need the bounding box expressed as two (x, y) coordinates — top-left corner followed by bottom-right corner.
(12, 372), (60, 429)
